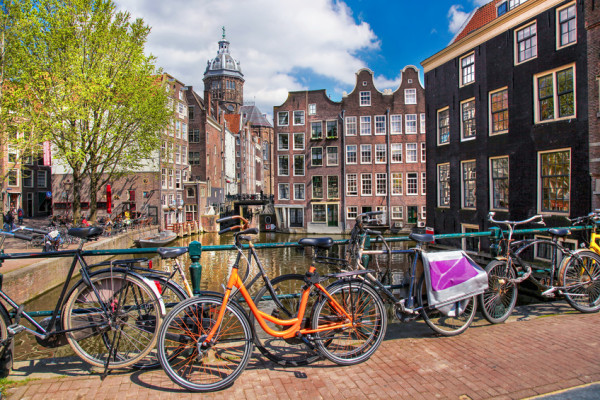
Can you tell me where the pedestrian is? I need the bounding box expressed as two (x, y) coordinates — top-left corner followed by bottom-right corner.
(3, 210), (15, 232)
(17, 207), (23, 225)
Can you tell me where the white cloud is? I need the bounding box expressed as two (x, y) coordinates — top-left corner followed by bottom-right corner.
(448, 5), (471, 35)
(472, 0), (490, 6)
(115, 0), (379, 121)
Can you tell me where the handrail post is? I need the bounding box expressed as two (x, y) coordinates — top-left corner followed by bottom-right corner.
(188, 240), (203, 295)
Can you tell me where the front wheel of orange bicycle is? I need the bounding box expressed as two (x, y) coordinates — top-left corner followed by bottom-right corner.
(311, 280), (386, 366)
(157, 296), (253, 392)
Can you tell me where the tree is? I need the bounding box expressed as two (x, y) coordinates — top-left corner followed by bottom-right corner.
(4, 0), (172, 221)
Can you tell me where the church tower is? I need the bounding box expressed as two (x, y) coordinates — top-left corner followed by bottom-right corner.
(203, 28), (244, 114)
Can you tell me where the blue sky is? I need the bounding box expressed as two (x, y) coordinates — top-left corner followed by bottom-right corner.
(115, 0), (489, 119)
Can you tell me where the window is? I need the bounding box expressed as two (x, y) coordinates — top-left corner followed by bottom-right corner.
(375, 144), (386, 164)
(360, 144), (372, 164)
(361, 174), (372, 196)
(462, 225), (480, 253)
(391, 173), (403, 195)
(347, 206), (358, 220)
(189, 151), (200, 165)
(279, 183), (290, 200)
(313, 176), (323, 199)
(35, 170), (46, 187)
(346, 174), (358, 196)
(188, 105), (195, 120)
(390, 115), (402, 134)
(278, 133), (289, 150)
(375, 115), (386, 135)
(175, 145), (181, 164)
(391, 143), (402, 163)
(311, 147), (323, 166)
(325, 121), (338, 139)
(557, 4), (576, 48)
(490, 156), (509, 210)
(461, 160), (476, 208)
(461, 99), (476, 140)
(421, 206), (427, 220)
(405, 89), (417, 104)
(438, 163), (450, 207)
(535, 65), (575, 123)
(515, 23), (537, 64)
(405, 114), (417, 134)
(376, 173), (387, 196)
(420, 113), (426, 134)
(328, 176), (339, 199)
(539, 149), (570, 213)
(460, 53), (475, 86)
(497, 1), (507, 17)
(421, 172), (427, 195)
(311, 122), (323, 140)
(437, 107), (450, 145)
(490, 88), (509, 134)
(278, 112), (289, 126)
(326, 146), (338, 166)
(421, 142), (426, 163)
(22, 170), (33, 188)
(293, 183), (305, 200)
(294, 154), (305, 176)
(312, 204), (326, 223)
(189, 129), (200, 143)
(346, 145), (357, 164)
(509, 0), (527, 9)
(407, 173), (418, 195)
(289, 208), (303, 228)
(392, 206), (403, 220)
(293, 132), (305, 150)
(360, 116), (371, 135)
(360, 91), (371, 106)
(293, 110), (305, 125)
(308, 103), (317, 115)
(345, 116), (357, 136)
(278, 155), (289, 176)
(406, 143), (418, 163)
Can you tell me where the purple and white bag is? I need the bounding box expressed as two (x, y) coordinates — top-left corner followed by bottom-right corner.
(421, 251), (488, 316)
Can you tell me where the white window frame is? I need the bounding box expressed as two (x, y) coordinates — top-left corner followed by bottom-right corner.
(346, 174), (358, 196)
(390, 114), (402, 134)
(420, 142), (426, 163)
(347, 206), (358, 220)
(312, 204), (327, 224)
(533, 64), (576, 124)
(360, 116), (372, 135)
(326, 146), (338, 166)
(361, 173), (372, 196)
(293, 154), (305, 176)
(376, 173), (387, 196)
(375, 144), (386, 164)
(346, 145), (357, 164)
(406, 172), (418, 196)
(391, 172), (403, 195)
(345, 116), (357, 136)
(490, 155), (510, 211)
(461, 160), (477, 209)
(312, 175), (324, 199)
(375, 115), (386, 135)
(392, 206), (403, 220)
(308, 103), (317, 115)
(404, 88), (417, 104)
(311, 147), (323, 167)
(556, 2), (577, 50)
(277, 111), (289, 126)
(420, 113), (426, 134)
(461, 224), (480, 254)
(460, 98), (476, 141)
(391, 143), (403, 163)
(459, 52), (475, 87)
(437, 107), (450, 146)
(514, 22), (537, 65)
(293, 132), (305, 150)
(421, 172), (427, 195)
(293, 183), (305, 200)
(438, 163), (450, 208)
(293, 110), (305, 126)
(538, 148), (571, 215)
(360, 91), (371, 106)
(360, 144), (372, 164)
(278, 155), (289, 177)
(278, 132), (289, 151)
(489, 87), (509, 135)
(37, 170), (47, 188)
(279, 183), (290, 200)
(405, 114), (417, 134)
(406, 143), (418, 163)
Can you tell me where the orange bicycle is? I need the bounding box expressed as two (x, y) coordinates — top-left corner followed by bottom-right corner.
(157, 216), (387, 392)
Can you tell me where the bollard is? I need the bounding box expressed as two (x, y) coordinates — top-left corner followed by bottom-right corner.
(188, 240), (203, 295)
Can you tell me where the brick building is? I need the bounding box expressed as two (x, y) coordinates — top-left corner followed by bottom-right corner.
(273, 66), (426, 233)
(421, 0), (591, 252)
(587, 1), (600, 209)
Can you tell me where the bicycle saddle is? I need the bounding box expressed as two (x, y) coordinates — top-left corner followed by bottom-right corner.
(68, 227), (104, 239)
(157, 247), (188, 259)
(548, 228), (570, 238)
(408, 233), (434, 243)
(297, 237), (334, 249)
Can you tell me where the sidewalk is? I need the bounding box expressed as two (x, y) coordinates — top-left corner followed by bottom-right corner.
(4, 301), (600, 400)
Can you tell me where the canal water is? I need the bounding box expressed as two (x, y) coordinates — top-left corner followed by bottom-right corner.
(14, 232), (414, 361)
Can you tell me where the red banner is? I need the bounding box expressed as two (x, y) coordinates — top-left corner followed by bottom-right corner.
(106, 184), (112, 214)
(43, 141), (51, 166)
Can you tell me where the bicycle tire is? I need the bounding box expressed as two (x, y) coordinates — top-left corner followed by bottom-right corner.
(311, 280), (386, 366)
(252, 273), (321, 366)
(157, 296), (253, 392)
(133, 276), (188, 370)
(478, 259), (518, 324)
(0, 306), (12, 378)
(417, 274), (476, 336)
(63, 271), (163, 369)
(561, 250), (600, 313)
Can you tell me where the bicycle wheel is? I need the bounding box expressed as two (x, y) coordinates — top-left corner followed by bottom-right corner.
(63, 271), (163, 369)
(133, 277), (188, 370)
(417, 274), (477, 336)
(311, 280), (386, 366)
(0, 308), (12, 378)
(479, 259), (518, 324)
(561, 250), (600, 313)
(252, 274), (321, 366)
(157, 296), (253, 392)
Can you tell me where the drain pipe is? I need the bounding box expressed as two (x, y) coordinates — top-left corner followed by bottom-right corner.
(340, 109), (346, 233)
(385, 108), (391, 229)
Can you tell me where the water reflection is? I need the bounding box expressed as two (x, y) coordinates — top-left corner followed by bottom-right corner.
(15, 232), (411, 361)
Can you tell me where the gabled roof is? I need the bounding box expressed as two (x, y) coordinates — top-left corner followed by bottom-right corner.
(452, 0), (501, 44)
(239, 105), (272, 128)
(224, 114), (241, 132)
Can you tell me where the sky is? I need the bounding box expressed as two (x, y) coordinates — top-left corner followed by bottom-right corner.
(114, 0), (491, 121)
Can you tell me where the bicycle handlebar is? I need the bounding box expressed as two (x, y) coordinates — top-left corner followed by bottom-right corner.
(355, 211), (383, 222)
(217, 215), (250, 235)
(13, 233), (32, 241)
(488, 211), (545, 227)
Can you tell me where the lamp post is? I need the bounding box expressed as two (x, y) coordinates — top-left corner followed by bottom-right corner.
(63, 180), (72, 222)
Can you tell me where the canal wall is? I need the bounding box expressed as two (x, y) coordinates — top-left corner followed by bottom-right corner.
(3, 226), (158, 304)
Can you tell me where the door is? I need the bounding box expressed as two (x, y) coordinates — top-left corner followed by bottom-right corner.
(327, 204), (338, 227)
(408, 206), (417, 224)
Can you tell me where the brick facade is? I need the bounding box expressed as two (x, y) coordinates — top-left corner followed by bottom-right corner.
(587, 0), (600, 209)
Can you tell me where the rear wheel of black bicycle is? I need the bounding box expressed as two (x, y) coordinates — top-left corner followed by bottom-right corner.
(417, 274), (477, 336)
(561, 250), (600, 313)
(478, 260), (518, 324)
(252, 274), (321, 366)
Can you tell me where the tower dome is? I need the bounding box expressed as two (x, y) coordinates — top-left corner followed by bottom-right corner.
(204, 27), (244, 113)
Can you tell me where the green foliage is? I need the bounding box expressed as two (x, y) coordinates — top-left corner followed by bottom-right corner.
(2, 0), (172, 219)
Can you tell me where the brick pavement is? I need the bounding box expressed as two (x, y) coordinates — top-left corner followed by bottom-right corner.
(5, 303), (600, 400)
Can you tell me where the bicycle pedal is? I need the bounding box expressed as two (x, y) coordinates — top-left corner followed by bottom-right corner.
(7, 325), (24, 336)
(541, 288), (557, 297)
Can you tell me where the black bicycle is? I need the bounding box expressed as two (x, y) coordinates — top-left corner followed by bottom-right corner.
(0, 227), (163, 377)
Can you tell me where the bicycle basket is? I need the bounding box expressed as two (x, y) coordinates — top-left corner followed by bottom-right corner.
(421, 251), (488, 315)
